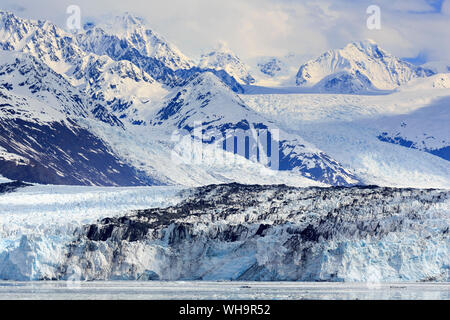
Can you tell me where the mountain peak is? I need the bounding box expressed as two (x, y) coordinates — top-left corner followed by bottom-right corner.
(344, 39), (386, 57)
(83, 13), (194, 71)
(0, 10), (27, 30)
(120, 12), (146, 25)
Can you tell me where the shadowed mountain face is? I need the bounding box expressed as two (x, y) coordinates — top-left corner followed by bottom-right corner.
(49, 183), (449, 281)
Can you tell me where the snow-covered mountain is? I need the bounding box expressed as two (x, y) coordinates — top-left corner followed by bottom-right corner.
(423, 61), (450, 74)
(0, 10), (99, 79)
(257, 57), (284, 77)
(76, 14), (195, 87)
(295, 40), (435, 93)
(0, 11), (359, 187)
(0, 51), (152, 185)
(0, 10), (182, 88)
(70, 53), (168, 123)
(149, 72), (359, 185)
(198, 44), (255, 85)
(250, 53), (311, 86)
(0, 11), (175, 125)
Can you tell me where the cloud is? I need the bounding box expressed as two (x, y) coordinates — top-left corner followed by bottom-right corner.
(1, 0), (449, 63)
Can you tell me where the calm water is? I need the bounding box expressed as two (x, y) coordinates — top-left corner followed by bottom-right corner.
(0, 281), (448, 300)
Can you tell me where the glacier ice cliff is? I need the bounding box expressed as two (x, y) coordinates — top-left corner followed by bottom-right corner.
(0, 183), (449, 282)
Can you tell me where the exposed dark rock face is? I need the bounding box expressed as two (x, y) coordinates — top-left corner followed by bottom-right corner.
(0, 180), (30, 194)
(59, 183), (450, 282)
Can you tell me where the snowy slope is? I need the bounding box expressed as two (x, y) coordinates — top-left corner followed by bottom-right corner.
(399, 73), (450, 91)
(357, 76), (450, 161)
(79, 76), (331, 187)
(295, 40), (435, 93)
(0, 51), (89, 119)
(198, 44), (255, 85)
(146, 72), (359, 186)
(373, 75), (450, 161)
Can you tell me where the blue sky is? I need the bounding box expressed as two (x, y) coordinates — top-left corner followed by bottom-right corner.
(1, 0), (449, 63)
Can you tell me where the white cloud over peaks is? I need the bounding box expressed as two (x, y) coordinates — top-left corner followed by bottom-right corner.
(0, 0), (449, 63)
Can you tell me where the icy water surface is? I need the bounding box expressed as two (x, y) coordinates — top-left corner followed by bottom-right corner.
(0, 281), (448, 300)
